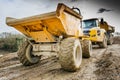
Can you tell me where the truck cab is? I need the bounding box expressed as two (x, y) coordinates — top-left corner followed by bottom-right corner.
(82, 18), (100, 36)
(82, 18), (111, 48)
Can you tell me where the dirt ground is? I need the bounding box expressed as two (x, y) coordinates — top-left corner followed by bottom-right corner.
(0, 37), (120, 80)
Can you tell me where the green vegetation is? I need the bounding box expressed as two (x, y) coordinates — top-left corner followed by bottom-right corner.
(0, 32), (25, 52)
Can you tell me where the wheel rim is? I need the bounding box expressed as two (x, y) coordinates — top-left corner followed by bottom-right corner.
(104, 36), (107, 47)
(26, 45), (39, 63)
(89, 41), (92, 56)
(74, 40), (82, 68)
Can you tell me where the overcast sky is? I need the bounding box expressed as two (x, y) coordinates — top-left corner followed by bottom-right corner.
(0, 0), (120, 33)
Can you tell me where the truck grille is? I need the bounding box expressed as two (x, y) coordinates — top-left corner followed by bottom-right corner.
(83, 30), (90, 36)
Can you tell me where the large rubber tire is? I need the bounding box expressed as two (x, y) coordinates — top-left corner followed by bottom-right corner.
(59, 38), (82, 72)
(107, 35), (113, 45)
(17, 40), (39, 66)
(81, 40), (92, 58)
(99, 35), (107, 48)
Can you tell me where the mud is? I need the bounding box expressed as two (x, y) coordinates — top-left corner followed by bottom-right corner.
(94, 44), (120, 80)
(0, 44), (120, 80)
(113, 36), (120, 44)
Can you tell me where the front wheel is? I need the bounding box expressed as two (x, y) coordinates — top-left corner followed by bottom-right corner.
(99, 35), (107, 48)
(81, 40), (92, 58)
(59, 38), (82, 72)
(107, 34), (113, 45)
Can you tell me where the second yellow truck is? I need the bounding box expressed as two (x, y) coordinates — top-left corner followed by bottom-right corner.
(82, 18), (115, 48)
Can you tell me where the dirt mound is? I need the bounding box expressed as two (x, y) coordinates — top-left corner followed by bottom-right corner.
(113, 36), (120, 44)
(95, 52), (120, 80)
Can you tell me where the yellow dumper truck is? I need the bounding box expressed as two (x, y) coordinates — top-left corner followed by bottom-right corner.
(82, 18), (115, 48)
(6, 3), (92, 71)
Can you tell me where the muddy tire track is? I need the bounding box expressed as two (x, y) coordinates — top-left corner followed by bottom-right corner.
(0, 45), (116, 80)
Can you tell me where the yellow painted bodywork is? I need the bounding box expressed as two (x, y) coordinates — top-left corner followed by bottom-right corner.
(6, 3), (83, 42)
(83, 18), (114, 43)
(84, 27), (106, 42)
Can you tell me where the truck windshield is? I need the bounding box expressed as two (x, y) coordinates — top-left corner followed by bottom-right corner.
(82, 20), (97, 29)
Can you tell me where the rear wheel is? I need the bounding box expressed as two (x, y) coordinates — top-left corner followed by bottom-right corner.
(17, 40), (39, 66)
(59, 38), (82, 72)
(81, 40), (92, 58)
(99, 35), (107, 48)
(107, 34), (113, 45)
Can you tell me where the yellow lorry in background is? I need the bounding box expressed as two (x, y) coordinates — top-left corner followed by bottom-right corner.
(82, 18), (115, 48)
(6, 3), (92, 72)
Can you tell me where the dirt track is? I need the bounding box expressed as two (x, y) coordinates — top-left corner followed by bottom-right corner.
(0, 43), (120, 80)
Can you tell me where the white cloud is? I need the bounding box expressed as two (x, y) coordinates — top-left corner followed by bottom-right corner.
(0, 0), (120, 34)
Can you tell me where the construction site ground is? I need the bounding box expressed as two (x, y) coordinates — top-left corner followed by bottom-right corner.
(0, 36), (120, 80)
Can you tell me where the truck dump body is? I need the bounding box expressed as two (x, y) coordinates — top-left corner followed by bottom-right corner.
(100, 22), (115, 33)
(6, 3), (82, 42)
